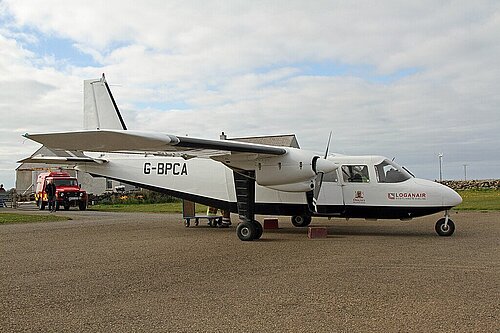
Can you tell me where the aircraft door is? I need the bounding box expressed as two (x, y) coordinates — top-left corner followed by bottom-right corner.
(340, 164), (376, 208)
(317, 169), (344, 214)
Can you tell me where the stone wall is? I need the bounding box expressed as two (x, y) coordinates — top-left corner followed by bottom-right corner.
(438, 180), (500, 190)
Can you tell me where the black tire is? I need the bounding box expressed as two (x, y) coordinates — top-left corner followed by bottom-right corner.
(64, 204), (70, 211)
(291, 215), (312, 227)
(435, 218), (455, 237)
(236, 222), (256, 241)
(79, 201), (87, 211)
(253, 221), (263, 240)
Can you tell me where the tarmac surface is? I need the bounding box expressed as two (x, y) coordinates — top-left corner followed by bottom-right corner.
(1, 207), (498, 332)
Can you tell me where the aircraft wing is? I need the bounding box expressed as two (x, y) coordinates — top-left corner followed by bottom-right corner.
(23, 130), (287, 157)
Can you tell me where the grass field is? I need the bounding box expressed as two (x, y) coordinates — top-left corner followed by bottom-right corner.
(0, 213), (71, 225)
(455, 190), (500, 211)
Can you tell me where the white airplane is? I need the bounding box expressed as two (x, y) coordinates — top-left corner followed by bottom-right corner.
(21, 75), (462, 241)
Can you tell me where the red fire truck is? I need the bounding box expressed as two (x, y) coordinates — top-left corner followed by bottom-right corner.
(35, 171), (88, 211)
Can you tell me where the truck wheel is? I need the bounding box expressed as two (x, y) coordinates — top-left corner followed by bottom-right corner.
(79, 201), (87, 211)
(64, 204), (70, 211)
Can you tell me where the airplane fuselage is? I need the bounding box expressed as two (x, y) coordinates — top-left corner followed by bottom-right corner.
(78, 153), (461, 220)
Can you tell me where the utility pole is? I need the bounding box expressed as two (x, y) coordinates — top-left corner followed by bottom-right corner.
(463, 164), (468, 181)
(438, 153), (443, 182)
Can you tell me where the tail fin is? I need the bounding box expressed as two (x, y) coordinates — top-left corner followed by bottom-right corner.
(84, 74), (127, 130)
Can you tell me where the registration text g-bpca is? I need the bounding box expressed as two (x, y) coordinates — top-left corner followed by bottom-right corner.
(143, 162), (188, 175)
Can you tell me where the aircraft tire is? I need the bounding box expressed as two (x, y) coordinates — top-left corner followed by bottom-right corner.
(291, 215), (311, 227)
(253, 221), (263, 240)
(435, 218), (455, 237)
(236, 222), (256, 241)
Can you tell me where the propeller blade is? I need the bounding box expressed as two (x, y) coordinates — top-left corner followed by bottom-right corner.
(324, 131), (332, 159)
(308, 132), (334, 213)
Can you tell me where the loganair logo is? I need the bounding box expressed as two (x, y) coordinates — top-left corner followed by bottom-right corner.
(388, 192), (427, 200)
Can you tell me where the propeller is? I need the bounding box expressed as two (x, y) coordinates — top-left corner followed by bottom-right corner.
(307, 132), (333, 213)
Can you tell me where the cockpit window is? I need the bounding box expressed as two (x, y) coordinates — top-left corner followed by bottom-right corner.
(342, 165), (370, 183)
(375, 160), (411, 183)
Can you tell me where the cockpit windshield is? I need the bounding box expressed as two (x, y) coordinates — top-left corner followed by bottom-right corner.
(53, 179), (78, 187)
(374, 160), (412, 183)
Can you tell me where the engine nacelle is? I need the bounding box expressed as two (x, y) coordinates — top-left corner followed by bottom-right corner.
(266, 181), (315, 192)
(255, 148), (337, 189)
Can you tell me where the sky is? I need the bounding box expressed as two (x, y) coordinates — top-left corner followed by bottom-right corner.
(0, 1), (499, 189)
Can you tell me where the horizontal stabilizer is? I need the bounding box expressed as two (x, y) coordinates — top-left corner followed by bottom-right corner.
(17, 156), (105, 164)
(17, 147), (106, 164)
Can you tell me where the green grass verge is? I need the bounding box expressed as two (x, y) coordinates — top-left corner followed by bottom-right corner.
(455, 190), (500, 211)
(0, 212), (71, 224)
(89, 202), (209, 213)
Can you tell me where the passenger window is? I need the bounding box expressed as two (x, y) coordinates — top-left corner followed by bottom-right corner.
(341, 165), (369, 183)
(323, 170), (338, 183)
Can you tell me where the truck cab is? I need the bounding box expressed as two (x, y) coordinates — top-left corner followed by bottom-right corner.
(35, 171), (88, 211)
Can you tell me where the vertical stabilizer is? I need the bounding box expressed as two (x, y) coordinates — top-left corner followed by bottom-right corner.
(84, 74), (127, 130)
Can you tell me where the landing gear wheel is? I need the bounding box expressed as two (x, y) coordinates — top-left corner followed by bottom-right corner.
(291, 215), (312, 227)
(435, 218), (455, 237)
(236, 222), (256, 241)
(253, 221), (263, 240)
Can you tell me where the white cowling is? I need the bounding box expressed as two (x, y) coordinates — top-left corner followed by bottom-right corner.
(254, 148), (338, 190)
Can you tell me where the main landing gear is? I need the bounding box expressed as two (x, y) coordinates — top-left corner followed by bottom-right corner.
(435, 211), (455, 237)
(236, 221), (263, 241)
(233, 170), (263, 241)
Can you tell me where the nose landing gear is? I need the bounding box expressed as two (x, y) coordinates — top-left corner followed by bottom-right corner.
(435, 211), (455, 236)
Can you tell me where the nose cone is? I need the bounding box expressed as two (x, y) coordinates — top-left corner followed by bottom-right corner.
(442, 185), (462, 207)
(315, 158), (338, 174)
